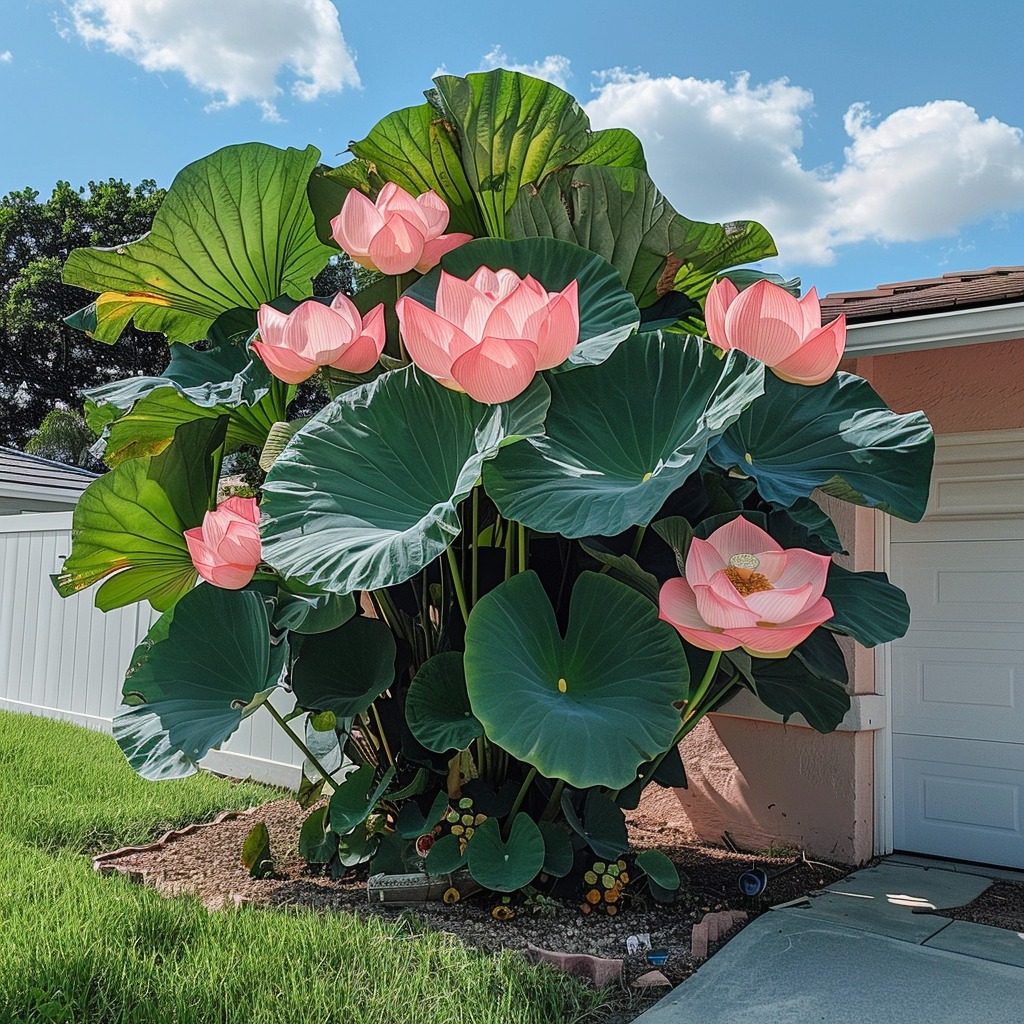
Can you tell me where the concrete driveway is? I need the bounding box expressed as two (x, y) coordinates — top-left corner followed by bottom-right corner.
(634, 855), (1024, 1024)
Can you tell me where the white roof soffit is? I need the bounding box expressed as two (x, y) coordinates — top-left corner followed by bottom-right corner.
(844, 300), (1024, 357)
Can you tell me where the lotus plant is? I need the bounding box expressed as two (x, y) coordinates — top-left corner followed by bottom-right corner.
(252, 296), (385, 384)
(704, 278), (846, 386)
(395, 267), (580, 403)
(659, 516), (833, 657)
(54, 67), (934, 907)
(184, 496), (262, 590)
(331, 182), (473, 276)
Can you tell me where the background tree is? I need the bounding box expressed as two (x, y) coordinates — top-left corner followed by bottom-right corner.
(1, 179), (357, 454)
(0, 179), (169, 448)
(24, 406), (103, 471)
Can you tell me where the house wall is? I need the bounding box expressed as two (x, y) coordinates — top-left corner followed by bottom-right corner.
(658, 336), (1023, 864)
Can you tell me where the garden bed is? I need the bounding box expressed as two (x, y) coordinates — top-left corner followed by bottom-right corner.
(94, 788), (851, 999)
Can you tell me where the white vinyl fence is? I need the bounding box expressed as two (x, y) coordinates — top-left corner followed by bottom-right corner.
(0, 511), (301, 788)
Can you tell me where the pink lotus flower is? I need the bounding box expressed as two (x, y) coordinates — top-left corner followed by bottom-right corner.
(184, 497), (262, 590)
(704, 279), (846, 386)
(252, 296), (385, 385)
(395, 267), (580, 403)
(659, 516), (833, 658)
(330, 183), (473, 276)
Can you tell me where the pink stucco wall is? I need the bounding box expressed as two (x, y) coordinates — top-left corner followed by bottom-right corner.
(846, 338), (1024, 433)
(647, 335), (1022, 864)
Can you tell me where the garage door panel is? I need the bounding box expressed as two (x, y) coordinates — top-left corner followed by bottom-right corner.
(894, 735), (1024, 867)
(891, 540), (1024, 631)
(893, 644), (1024, 742)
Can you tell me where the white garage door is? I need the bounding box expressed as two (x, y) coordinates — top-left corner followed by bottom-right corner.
(889, 433), (1024, 867)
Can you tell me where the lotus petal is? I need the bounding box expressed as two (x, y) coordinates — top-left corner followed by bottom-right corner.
(658, 577), (739, 652)
(772, 316), (846, 386)
(450, 335), (540, 403)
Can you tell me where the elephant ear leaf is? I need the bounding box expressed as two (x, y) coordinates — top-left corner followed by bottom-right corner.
(63, 143), (333, 343)
(113, 585), (276, 780)
(432, 68), (646, 237)
(508, 164), (776, 318)
(53, 417), (227, 611)
(711, 371), (935, 522)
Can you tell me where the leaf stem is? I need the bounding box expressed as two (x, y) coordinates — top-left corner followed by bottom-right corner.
(471, 487), (479, 607)
(685, 650), (723, 720)
(628, 523), (647, 560)
(518, 523), (528, 574)
(540, 779), (566, 822)
(444, 545), (471, 626)
(369, 703), (395, 765)
(264, 702), (336, 784)
(506, 765), (538, 826)
(208, 443), (224, 511)
(395, 275), (408, 364)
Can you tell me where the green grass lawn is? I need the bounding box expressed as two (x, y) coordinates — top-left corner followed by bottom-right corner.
(0, 711), (607, 1024)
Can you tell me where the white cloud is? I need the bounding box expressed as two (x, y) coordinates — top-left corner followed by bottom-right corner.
(584, 70), (1024, 265)
(0, 50), (12, 63)
(478, 46), (571, 89)
(69, 0), (359, 121)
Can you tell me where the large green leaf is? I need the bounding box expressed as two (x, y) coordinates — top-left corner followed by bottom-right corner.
(433, 69), (646, 236)
(84, 318), (286, 466)
(508, 165), (775, 312)
(406, 653), (484, 754)
(290, 615), (397, 717)
(711, 371), (935, 522)
(560, 789), (629, 860)
(401, 236), (641, 371)
(112, 585), (275, 780)
(63, 144), (333, 343)
(53, 417), (227, 611)
(465, 815), (545, 893)
(260, 366), (550, 594)
(328, 763), (396, 835)
(746, 629), (851, 733)
(824, 564), (910, 646)
(463, 571), (688, 789)
(309, 103), (484, 241)
(483, 334), (764, 537)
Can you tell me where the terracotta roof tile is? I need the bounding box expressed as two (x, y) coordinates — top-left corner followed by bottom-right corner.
(820, 267), (1024, 324)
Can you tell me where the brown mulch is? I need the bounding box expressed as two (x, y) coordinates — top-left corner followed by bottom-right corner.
(94, 789), (852, 1021)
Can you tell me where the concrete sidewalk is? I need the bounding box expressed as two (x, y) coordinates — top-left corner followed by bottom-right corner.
(635, 856), (1024, 1024)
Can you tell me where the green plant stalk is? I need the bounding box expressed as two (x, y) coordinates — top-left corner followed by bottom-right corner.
(371, 588), (411, 646)
(504, 523), (514, 581)
(471, 487), (480, 606)
(264, 702), (337, 784)
(420, 571), (433, 660)
(518, 523), (528, 574)
(540, 779), (565, 822)
(475, 736), (488, 782)
(685, 650), (723, 719)
(369, 703), (395, 766)
(506, 765), (538, 827)
(444, 545), (470, 626)
(395, 275), (408, 364)
(636, 672), (741, 791)
(628, 523), (647, 560)
(208, 443), (224, 511)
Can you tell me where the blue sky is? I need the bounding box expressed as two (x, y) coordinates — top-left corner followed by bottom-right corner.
(3, 0), (1024, 297)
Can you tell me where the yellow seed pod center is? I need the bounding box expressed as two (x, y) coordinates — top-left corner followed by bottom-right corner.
(557, 677), (568, 693)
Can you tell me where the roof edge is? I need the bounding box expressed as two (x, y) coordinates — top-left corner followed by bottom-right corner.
(844, 300), (1024, 357)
